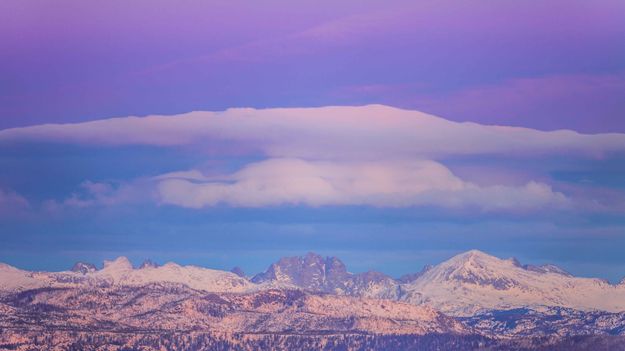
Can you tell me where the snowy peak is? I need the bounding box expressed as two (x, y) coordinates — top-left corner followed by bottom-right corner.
(102, 256), (133, 271)
(92, 258), (254, 293)
(449, 249), (500, 264)
(71, 262), (97, 274)
(426, 250), (522, 290)
(423, 250), (572, 289)
(402, 250), (625, 316)
(0, 263), (45, 291)
(0, 262), (20, 272)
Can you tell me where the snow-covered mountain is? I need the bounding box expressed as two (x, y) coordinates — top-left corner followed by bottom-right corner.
(70, 261), (97, 274)
(401, 250), (625, 316)
(0, 257), (254, 294)
(0, 284), (466, 336)
(461, 306), (625, 338)
(0, 263), (47, 291)
(252, 252), (400, 299)
(2, 250), (624, 318)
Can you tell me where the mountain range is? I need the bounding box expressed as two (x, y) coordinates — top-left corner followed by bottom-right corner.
(2, 250), (625, 350)
(2, 250), (625, 316)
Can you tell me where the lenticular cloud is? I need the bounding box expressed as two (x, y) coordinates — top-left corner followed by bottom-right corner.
(1, 105), (624, 160)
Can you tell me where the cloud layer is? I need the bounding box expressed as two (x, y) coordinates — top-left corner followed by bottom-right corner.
(1, 105), (624, 161)
(1, 105), (622, 212)
(156, 158), (569, 210)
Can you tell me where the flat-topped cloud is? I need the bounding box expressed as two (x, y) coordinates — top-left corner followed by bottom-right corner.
(1, 105), (623, 160)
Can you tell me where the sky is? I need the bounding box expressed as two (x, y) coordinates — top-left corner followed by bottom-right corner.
(0, 0), (624, 281)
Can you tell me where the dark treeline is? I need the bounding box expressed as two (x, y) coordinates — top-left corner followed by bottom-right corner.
(2, 331), (625, 351)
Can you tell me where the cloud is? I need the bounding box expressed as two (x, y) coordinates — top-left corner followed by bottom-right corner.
(1, 105), (621, 213)
(155, 158), (569, 211)
(43, 180), (153, 211)
(1, 105), (624, 161)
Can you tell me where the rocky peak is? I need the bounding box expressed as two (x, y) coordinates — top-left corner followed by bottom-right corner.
(71, 262), (97, 274)
(399, 264), (433, 283)
(253, 253), (346, 284)
(139, 259), (159, 269)
(251, 252), (397, 298)
(508, 257), (522, 268)
(230, 266), (246, 278)
(523, 264), (572, 277)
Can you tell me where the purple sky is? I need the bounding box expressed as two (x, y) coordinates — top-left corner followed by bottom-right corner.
(1, 1), (625, 280)
(1, 0), (624, 132)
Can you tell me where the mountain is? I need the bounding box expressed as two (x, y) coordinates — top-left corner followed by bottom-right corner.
(398, 264), (433, 283)
(252, 252), (399, 299)
(462, 307), (625, 338)
(139, 259), (159, 269)
(0, 257), (255, 294)
(0, 263), (47, 291)
(70, 261), (97, 274)
(0, 284), (467, 336)
(3, 251), (625, 350)
(2, 250), (624, 318)
(2, 281), (624, 351)
(401, 250), (625, 316)
(230, 266), (246, 278)
(523, 264), (572, 276)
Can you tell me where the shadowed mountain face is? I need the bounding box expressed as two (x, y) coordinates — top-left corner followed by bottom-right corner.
(70, 262), (97, 274)
(251, 252), (400, 299)
(139, 259), (159, 269)
(398, 265), (434, 284)
(230, 266), (246, 278)
(251, 252), (350, 288)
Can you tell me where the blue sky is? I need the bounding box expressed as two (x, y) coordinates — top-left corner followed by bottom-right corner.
(0, 0), (624, 281)
(1, 106), (624, 281)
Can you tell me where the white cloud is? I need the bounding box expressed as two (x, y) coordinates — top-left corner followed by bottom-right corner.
(155, 158), (569, 211)
(1, 105), (623, 161)
(2, 105), (618, 213)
